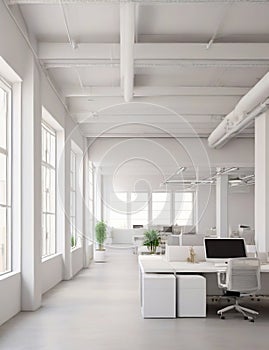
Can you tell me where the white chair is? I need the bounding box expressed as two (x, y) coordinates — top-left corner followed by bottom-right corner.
(239, 228), (255, 245)
(217, 258), (261, 322)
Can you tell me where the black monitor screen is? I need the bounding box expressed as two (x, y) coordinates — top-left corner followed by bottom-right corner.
(204, 238), (246, 259)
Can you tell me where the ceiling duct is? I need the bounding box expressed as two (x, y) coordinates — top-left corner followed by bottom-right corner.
(208, 72), (269, 148)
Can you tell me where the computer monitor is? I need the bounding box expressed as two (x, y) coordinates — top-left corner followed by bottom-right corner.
(204, 238), (247, 263)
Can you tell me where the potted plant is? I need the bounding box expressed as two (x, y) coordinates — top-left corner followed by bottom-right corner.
(94, 221), (107, 262)
(71, 234), (76, 248)
(143, 229), (161, 254)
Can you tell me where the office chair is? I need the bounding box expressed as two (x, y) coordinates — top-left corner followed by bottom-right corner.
(217, 258), (261, 322)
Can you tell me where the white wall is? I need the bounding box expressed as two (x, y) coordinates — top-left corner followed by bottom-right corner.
(229, 186), (255, 231)
(0, 273), (21, 326)
(0, 2), (87, 324)
(197, 184), (255, 234)
(41, 254), (63, 295)
(71, 247), (84, 277)
(90, 137), (255, 235)
(197, 186), (216, 234)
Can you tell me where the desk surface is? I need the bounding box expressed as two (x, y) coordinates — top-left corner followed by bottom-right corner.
(139, 255), (269, 274)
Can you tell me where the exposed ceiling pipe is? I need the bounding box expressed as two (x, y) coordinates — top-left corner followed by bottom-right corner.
(122, 3), (135, 102)
(119, 4), (125, 90)
(208, 72), (269, 148)
(8, 0), (269, 4)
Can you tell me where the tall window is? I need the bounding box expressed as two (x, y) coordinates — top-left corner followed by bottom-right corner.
(108, 192), (128, 228)
(174, 192), (193, 225)
(0, 80), (11, 274)
(130, 192), (148, 227)
(41, 123), (56, 258)
(152, 192), (171, 225)
(105, 191), (194, 228)
(88, 161), (94, 238)
(70, 150), (77, 248)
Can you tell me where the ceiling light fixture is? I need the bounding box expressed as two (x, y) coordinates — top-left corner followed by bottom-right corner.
(162, 166), (187, 184)
(216, 167), (239, 175)
(241, 174), (255, 180)
(176, 167), (186, 175)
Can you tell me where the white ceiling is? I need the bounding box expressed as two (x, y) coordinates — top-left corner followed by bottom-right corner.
(9, 0), (269, 137)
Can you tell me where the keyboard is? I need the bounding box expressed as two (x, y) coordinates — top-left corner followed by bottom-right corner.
(214, 263), (228, 267)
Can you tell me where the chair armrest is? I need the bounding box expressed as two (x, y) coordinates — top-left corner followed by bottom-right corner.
(217, 272), (227, 288)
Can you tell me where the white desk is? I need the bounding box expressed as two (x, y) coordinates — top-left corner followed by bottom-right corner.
(139, 256), (269, 318)
(139, 255), (269, 274)
(139, 255), (269, 296)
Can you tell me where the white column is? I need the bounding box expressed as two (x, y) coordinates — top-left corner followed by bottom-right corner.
(255, 110), (269, 252)
(63, 137), (72, 280)
(216, 174), (228, 237)
(83, 139), (90, 267)
(21, 60), (42, 310)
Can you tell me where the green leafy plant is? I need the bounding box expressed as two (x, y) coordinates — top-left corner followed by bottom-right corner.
(143, 229), (161, 254)
(95, 221), (107, 251)
(71, 234), (76, 248)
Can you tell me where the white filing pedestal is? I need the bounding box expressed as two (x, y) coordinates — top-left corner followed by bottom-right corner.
(177, 275), (206, 317)
(142, 273), (176, 318)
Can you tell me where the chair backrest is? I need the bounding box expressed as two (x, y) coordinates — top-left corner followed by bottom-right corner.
(226, 258), (261, 293)
(167, 235), (181, 246)
(239, 229), (255, 245)
(181, 234), (205, 246)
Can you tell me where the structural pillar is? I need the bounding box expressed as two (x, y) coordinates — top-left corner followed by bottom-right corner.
(216, 174), (228, 237)
(255, 110), (269, 252)
(21, 59), (42, 310)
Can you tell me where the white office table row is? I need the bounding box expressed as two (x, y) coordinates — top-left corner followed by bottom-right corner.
(139, 255), (269, 274)
(138, 256), (269, 318)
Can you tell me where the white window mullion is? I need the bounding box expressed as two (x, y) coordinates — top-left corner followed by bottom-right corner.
(41, 123), (56, 258)
(0, 81), (12, 275)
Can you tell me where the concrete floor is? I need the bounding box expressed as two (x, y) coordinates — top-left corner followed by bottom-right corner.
(1, 248), (269, 350)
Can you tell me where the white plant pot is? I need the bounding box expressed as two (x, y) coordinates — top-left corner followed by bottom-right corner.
(94, 249), (106, 262)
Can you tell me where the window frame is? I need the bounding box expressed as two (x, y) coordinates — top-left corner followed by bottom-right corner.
(174, 191), (194, 226)
(105, 190), (195, 229)
(0, 77), (12, 275)
(41, 121), (57, 259)
(70, 150), (77, 249)
(151, 191), (172, 226)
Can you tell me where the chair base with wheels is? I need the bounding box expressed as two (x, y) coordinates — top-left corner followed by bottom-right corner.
(217, 298), (258, 322)
(217, 258), (261, 323)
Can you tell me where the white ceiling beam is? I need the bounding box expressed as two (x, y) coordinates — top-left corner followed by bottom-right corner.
(74, 113), (224, 123)
(80, 132), (254, 139)
(38, 43), (120, 60)
(121, 3), (135, 102)
(38, 43), (269, 61)
(44, 59), (269, 69)
(135, 43), (269, 60)
(63, 86), (249, 97)
(8, 0), (269, 4)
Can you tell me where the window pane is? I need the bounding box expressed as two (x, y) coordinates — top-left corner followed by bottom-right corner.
(0, 207), (11, 273)
(0, 153), (7, 205)
(41, 123), (56, 257)
(175, 202), (193, 211)
(174, 192), (193, 225)
(175, 192), (192, 202)
(0, 87), (7, 150)
(152, 192), (171, 225)
(109, 210), (128, 228)
(131, 206), (148, 227)
(0, 207), (7, 273)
